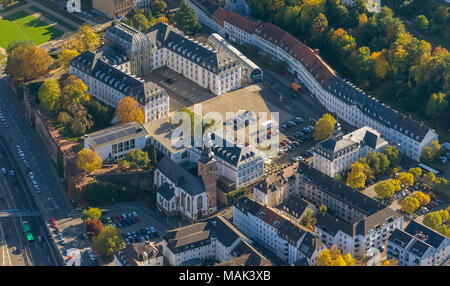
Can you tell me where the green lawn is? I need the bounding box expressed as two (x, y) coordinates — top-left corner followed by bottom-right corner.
(0, 10), (63, 48)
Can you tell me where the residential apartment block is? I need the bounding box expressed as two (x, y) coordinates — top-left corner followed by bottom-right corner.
(93, 0), (133, 19)
(313, 124), (388, 177)
(186, 1), (438, 162)
(387, 220), (450, 266)
(233, 196), (324, 264)
(297, 162), (403, 257)
(253, 162), (299, 207)
(114, 241), (163, 266)
(162, 215), (253, 265)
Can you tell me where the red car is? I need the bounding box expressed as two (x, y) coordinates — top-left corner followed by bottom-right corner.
(50, 218), (55, 222)
(281, 141), (287, 146)
(135, 216), (140, 223)
(116, 214), (122, 221)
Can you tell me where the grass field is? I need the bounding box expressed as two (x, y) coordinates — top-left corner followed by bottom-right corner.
(0, 10), (63, 48)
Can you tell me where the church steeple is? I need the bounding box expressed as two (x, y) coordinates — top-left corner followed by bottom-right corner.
(330, 118), (343, 140)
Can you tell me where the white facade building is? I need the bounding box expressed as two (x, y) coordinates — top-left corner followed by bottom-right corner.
(83, 122), (148, 162)
(313, 125), (388, 177)
(186, 2), (438, 162)
(388, 220), (450, 266)
(233, 196), (323, 264)
(114, 241), (164, 266)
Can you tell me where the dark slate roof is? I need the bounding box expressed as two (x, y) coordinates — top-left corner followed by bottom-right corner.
(277, 194), (311, 220)
(234, 196), (263, 216)
(355, 206), (401, 236)
(298, 161), (385, 216)
(404, 220), (446, 250)
(316, 212), (355, 237)
(325, 76), (431, 142)
(363, 130), (379, 149)
(204, 216), (242, 248)
(388, 228), (414, 248)
(157, 182), (175, 201)
(277, 220), (306, 245)
(163, 222), (212, 254)
(193, 134), (259, 167)
(298, 232), (325, 259)
(156, 156), (205, 196)
(292, 257), (310, 266)
(71, 50), (168, 106)
(409, 239), (431, 258)
(146, 22), (238, 74)
(219, 240), (272, 266)
(106, 23), (147, 44)
(189, 0), (221, 16)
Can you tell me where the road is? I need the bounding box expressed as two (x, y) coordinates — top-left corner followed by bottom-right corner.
(0, 75), (74, 265)
(0, 140), (60, 265)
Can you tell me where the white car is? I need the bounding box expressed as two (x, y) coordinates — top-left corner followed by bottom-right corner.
(131, 211), (137, 217)
(1, 168), (6, 175)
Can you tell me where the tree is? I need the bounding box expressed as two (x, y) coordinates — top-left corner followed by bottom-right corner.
(317, 245), (356, 266)
(383, 145), (400, 166)
(423, 212), (443, 229)
(86, 219), (103, 236)
(370, 50), (388, 79)
(331, 28), (357, 60)
(426, 92), (448, 119)
(346, 162), (367, 189)
(175, 1), (202, 36)
(143, 7), (152, 20)
(301, 209), (317, 231)
(92, 225), (125, 259)
(408, 167), (422, 179)
(375, 180), (396, 199)
(77, 25), (100, 52)
(61, 75), (90, 107)
(67, 103), (93, 136)
(151, 0), (167, 15)
(6, 40), (32, 54)
(57, 111), (72, 125)
(401, 196), (420, 214)
(38, 79), (61, 112)
(58, 48), (80, 68)
(421, 146), (434, 163)
(319, 204), (327, 215)
(131, 12), (151, 31)
(115, 96), (144, 124)
(82, 207), (102, 221)
(381, 259), (398, 266)
(314, 113), (336, 141)
(156, 16), (169, 24)
(367, 152), (390, 175)
(412, 191), (430, 206)
(122, 149), (150, 169)
(397, 172), (414, 187)
(76, 148), (102, 172)
(6, 45), (53, 81)
(414, 15), (429, 31)
(358, 157), (375, 181)
(311, 13), (328, 41)
(423, 171), (437, 184)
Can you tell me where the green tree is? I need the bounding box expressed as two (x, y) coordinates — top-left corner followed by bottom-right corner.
(311, 13), (328, 41)
(426, 92), (448, 119)
(423, 212), (443, 229)
(414, 15), (429, 31)
(383, 145), (400, 166)
(175, 1), (202, 36)
(92, 225), (125, 259)
(130, 11), (151, 31)
(151, 0), (167, 15)
(38, 79), (61, 112)
(122, 149), (150, 169)
(314, 113), (336, 141)
(67, 103), (93, 136)
(81, 207), (102, 221)
(358, 157), (375, 181)
(346, 162), (367, 189)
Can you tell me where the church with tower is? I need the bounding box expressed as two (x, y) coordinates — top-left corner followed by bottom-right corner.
(154, 143), (218, 222)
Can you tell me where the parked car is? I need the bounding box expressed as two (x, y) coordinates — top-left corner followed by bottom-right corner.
(1, 168), (6, 175)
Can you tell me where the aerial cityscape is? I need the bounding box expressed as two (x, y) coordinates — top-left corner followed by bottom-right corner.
(0, 0), (449, 269)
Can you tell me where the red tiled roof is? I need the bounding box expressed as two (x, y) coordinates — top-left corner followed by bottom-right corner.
(256, 206), (286, 229)
(212, 8), (336, 86)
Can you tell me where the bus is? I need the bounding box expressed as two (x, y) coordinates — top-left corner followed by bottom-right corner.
(26, 232), (34, 243)
(22, 221), (34, 242)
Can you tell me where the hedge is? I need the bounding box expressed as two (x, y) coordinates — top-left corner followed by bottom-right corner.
(226, 187), (246, 206)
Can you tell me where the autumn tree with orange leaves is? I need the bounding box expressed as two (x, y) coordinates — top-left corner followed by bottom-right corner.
(115, 96), (145, 124)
